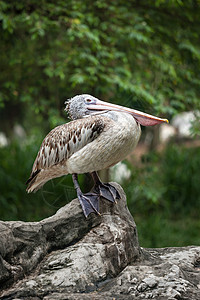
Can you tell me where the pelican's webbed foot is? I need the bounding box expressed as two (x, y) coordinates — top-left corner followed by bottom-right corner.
(77, 191), (100, 218)
(91, 172), (120, 203)
(72, 174), (100, 218)
(94, 182), (120, 203)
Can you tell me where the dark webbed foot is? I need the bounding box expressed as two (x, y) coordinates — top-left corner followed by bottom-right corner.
(72, 173), (100, 218)
(77, 191), (100, 218)
(91, 172), (121, 203)
(94, 182), (120, 203)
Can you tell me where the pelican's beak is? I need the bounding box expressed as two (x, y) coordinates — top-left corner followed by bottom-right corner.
(88, 99), (168, 126)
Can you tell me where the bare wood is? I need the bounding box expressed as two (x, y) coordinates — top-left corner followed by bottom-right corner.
(0, 184), (200, 299)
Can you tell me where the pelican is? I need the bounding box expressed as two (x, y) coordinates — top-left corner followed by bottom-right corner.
(26, 95), (168, 217)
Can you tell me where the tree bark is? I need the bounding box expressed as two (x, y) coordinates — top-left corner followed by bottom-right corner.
(0, 183), (199, 299)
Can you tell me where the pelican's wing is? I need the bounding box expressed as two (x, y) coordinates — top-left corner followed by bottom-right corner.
(26, 116), (105, 184)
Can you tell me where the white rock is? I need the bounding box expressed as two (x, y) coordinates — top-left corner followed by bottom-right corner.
(0, 132), (9, 147)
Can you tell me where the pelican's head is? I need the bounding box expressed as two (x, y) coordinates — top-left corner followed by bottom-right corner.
(65, 94), (168, 126)
(65, 94), (100, 120)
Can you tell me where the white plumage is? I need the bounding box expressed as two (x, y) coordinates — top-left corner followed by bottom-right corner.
(26, 94), (168, 217)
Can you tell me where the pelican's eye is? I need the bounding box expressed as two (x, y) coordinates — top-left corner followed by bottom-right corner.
(86, 98), (92, 103)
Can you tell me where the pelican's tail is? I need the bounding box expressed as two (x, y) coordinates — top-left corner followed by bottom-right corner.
(26, 170), (45, 193)
(26, 166), (69, 193)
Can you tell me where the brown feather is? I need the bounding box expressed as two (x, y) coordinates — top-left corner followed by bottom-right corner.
(26, 116), (104, 192)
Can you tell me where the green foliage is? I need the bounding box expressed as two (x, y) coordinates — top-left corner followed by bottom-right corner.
(125, 144), (200, 215)
(162, 144), (200, 213)
(1, 136), (199, 247)
(1, 0), (200, 133)
(0, 135), (77, 221)
(0, 1), (200, 247)
(191, 114), (200, 137)
(136, 214), (200, 248)
(123, 144), (200, 247)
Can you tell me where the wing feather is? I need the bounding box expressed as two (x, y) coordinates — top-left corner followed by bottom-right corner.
(29, 116), (105, 178)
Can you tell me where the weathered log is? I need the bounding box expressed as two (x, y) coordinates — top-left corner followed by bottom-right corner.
(0, 183), (200, 299)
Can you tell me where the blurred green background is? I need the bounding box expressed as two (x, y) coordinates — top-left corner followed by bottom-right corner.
(0, 0), (200, 247)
